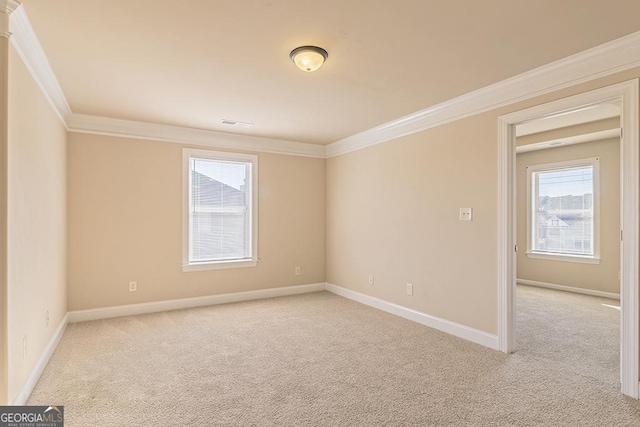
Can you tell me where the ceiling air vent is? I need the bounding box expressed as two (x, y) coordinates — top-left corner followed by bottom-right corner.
(220, 119), (253, 128)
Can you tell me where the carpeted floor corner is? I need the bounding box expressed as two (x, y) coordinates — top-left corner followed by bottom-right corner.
(27, 286), (640, 426)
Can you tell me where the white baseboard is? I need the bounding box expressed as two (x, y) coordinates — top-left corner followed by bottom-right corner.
(325, 283), (498, 350)
(517, 279), (620, 300)
(67, 283), (326, 323)
(18, 281), (499, 406)
(11, 313), (69, 406)
(13, 283), (325, 405)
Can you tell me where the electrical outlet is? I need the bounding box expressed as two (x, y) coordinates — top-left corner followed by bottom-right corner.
(129, 281), (137, 292)
(368, 275), (375, 286)
(459, 208), (473, 221)
(295, 267), (301, 276)
(45, 310), (49, 327)
(23, 335), (27, 358)
(407, 283), (413, 296)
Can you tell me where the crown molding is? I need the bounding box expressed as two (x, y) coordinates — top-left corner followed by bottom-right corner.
(326, 30), (640, 158)
(515, 128), (620, 153)
(9, 2), (640, 160)
(8, 5), (324, 157)
(67, 114), (327, 158)
(9, 5), (71, 127)
(0, 1), (20, 38)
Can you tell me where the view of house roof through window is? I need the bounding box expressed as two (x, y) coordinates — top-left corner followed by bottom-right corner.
(528, 158), (600, 260)
(183, 149), (258, 270)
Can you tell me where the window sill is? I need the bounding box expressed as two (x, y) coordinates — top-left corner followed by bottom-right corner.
(525, 252), (600, 264)
(182, 259), (258, 272)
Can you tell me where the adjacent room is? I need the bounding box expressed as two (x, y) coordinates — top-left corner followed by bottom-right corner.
(3, 0), (640, 425)
(515, 104), (622, 390)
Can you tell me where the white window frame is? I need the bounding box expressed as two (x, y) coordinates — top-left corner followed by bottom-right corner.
(182, 148), (258, 272)
(526, 157), (600, 264)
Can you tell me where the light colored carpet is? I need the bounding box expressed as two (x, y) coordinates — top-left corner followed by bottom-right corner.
(28, 286), (640, 426)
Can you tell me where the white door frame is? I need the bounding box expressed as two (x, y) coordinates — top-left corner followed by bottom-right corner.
(497, 80), (640, 399)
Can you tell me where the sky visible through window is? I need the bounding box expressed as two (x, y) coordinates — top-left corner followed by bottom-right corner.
(538, 166), (593, 198)
(534, 164), (594, 256)
(193, 158), (246, 190)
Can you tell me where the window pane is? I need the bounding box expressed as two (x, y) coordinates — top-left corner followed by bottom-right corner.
(189, 158), (250, 262)
(534, 166), (593, 256)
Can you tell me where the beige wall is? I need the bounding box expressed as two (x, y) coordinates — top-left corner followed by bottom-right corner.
(327, 113), (498, 334)
(326, 67), (640, 336)
(516, 138), (620, 294)
(67, 133), (325, 310)
(7, 46), (67, 403)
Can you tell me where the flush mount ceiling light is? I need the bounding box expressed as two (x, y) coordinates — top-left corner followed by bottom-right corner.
(289, 46), (328, 72)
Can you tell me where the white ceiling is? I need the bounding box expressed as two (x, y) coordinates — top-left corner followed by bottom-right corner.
(22, 0), (640, 145)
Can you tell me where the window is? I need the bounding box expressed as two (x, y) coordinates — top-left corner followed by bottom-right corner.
(182, 149), (258, 271)
(526, 157), (600, 264)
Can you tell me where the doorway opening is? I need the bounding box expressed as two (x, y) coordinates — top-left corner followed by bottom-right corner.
(515, 102), (622, 390)
(497, 80), (639, 398)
